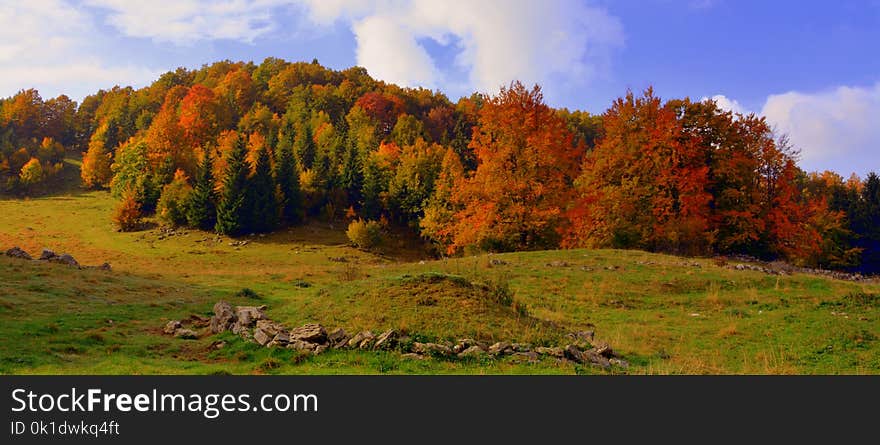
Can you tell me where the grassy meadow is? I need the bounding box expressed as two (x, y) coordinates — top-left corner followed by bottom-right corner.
(0, 157), (878, 374)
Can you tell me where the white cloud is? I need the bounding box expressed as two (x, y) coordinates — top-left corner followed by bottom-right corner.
(705, 95), (747, 115)
(82, 0), (624, 100)
(326, 0), (625, 97)
(705, 83), (880, 176)
(0, 0), (161, 101)
(762, 83), (880, 176)
(84, 0), (294, 44)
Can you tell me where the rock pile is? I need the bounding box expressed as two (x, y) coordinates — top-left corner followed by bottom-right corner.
(163, 301), (628, 369)
(4, 247), (111, 270)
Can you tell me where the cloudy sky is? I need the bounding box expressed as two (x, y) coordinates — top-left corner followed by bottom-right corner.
(1, 0), (878, 175)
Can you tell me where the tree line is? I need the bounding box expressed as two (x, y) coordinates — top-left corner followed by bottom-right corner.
(1, 58), (878, 272)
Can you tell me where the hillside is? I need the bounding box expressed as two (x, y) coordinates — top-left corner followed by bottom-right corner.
(1, 166), (878, 374)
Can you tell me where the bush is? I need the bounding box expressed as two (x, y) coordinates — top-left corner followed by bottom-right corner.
(346, 219), (383, 249)
(156, 170), (192, 226)
(113, 189), (143, 232)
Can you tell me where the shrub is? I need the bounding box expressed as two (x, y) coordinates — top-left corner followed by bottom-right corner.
(113, 189), (143, 232)
(18, 158), (44, 185)
(346, 219), (382, 249)
(157, 170), (193, 226)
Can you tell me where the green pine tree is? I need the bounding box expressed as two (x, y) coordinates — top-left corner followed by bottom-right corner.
(340, 142), (363, 208)
(247, 145), (278, 233)
(275, 134), (303, 224)
(294, 124), (316, 170)
(215, 135), (250, 236)
(186, 150), (218, 230)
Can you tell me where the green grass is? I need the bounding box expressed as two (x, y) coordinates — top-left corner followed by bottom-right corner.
(0, 157), (878, 374)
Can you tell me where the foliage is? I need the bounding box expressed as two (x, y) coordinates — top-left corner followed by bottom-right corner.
(157, 170), (193, 226)
(346, 219), (383, 249)
(186, 149), (219, 230)
(112, 188), (143, 232)
(215, 134), (250, 236)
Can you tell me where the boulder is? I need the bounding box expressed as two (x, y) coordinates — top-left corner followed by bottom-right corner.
(210, 301), (236, 333)
(563, 344), (585, 362)
(253, 328), (272, 346)
(234, 305), (267, 327)
(609, 358), (629, 369)
(457, 345), (486, 358)
(373, 329), (398, 350)
(327, 328), (349, 348)
(358, 332), (377, 350)
(287, 340), (318, 351)
(163, 320), (182, 335)
(39, 249), (57, 261)
(54, 253), (79, 267)
(313, 344), (328, 355)
(174, 328), (198, 339)
(453, 338), (479, 354)
(5, 247), (32, 260)
(412, 342), (452, 357)
(535, 346), (564, 358)
(566, 331), (595, 349)
(591, 340), (614, 358)
(254, 320), (287, 345)
(511, 343), (533, 352)
(346, 331), (373, 349)
(488, 341), (513, 355)
(290, 323), (327, 344)
(512, 351), (540, 363)
(582, 350), (611, 369)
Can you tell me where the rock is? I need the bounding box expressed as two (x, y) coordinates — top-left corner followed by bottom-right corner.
(163, 320), (182, 335)
(488, 341), (513, 355)
(582, 350), (611, 369)
(511, 343), (533, 352)
(512, 351), (540, 363)
(97, 262), (112, 271)
(457, 345), (486, 358)
(358, 333), (377, 350)
(535, 346), (564, 358)
(234, 305), (267, 327)
(39, 249), (57, 261)
(272, 331), (290, 345)
(373, 329), (398, 350)
(54, 253), (79, 267)
(566, 330), (595, 348)
(253, 328), (272, 346)
(609, 358), (629, 369)
(591, 340), (614, 358)
(210, 301), (236, 333)
(327, 328), (349, 348)
(255, 319), (285, 336)
(313, 344), (328, 355)
(174, 328), (198, 339)
(5, 247), (32, 260)
(209, 340), (227, 350)
(564, 345), (611, 369)
(563, 344), (585, 362)
(287, 340), (318, 351)
(290, 323), (327, 344)
(346, 331), (373, 349)
(489, 259), (508, 266)
(401, 353), (425, 360)
(453, 339), (479, 354)
(412, 342), (452, 357)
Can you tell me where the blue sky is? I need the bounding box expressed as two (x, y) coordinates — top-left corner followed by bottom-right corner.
(1, 0), (877, 175)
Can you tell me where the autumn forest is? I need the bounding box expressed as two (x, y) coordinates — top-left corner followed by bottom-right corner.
(2, 58), (879, 273)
